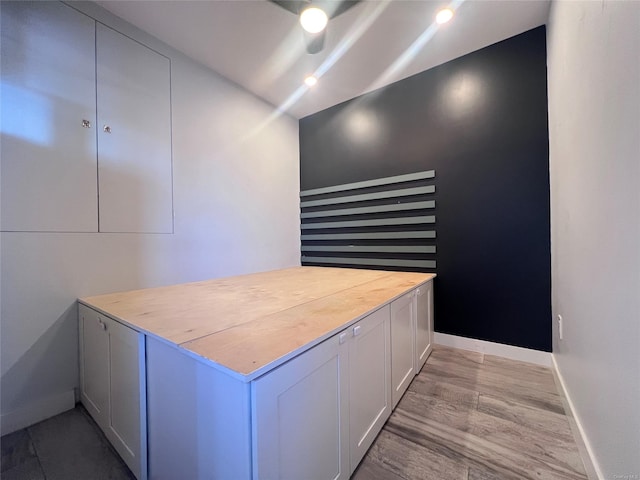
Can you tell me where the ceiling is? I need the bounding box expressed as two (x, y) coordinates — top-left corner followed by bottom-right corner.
(96, 0), (550, 119)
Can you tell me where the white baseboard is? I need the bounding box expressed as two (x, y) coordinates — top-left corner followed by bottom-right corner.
(551, 355), (603, 480)
(434, 332), (552, 367)
(1, 390), (75, 435)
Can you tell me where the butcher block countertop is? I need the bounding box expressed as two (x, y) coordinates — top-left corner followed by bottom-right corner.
(79, 266), (435, 381)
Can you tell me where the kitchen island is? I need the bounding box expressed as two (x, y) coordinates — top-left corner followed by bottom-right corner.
(78, 266), (435, 479)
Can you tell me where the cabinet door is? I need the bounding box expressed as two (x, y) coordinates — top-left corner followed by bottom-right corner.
(1, 1), (98, 232)
(96, 24), (173, 233)
(79, 305), (110, 428)
(79, 305), (146, 480)
(106, 317), (146, 480)
(415, 282), (433, 373)
(390, 292), (415, 408)
(348, 305), (391, 473)
(252, 334), (349, 480)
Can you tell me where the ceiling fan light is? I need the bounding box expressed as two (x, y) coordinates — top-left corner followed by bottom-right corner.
(436, 8), (454, 24)
(300, 6), (328, 34)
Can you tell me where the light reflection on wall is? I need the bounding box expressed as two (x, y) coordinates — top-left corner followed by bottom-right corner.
(443, 71), (485, 120)
(345, 108), (386, 148)
(1, 83), (52, 146)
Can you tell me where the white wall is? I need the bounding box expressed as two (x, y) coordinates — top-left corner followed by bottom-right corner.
(0, 2), (300, 432)
(547, 1), (640, 477)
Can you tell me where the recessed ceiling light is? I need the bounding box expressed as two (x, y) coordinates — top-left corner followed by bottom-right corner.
(304, 75), (318, 87)
(300, 6), (328, 34)
(435, 8), (454, 24)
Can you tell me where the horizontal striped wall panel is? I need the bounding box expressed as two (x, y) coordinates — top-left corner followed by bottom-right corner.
(302, 245), (436, 254)
(301, 216), (435, 230)
(301, 231), (436, 241)
(300, 170), (435, 197)
(302, 257), (437, 269)
(300, 170), (437, 272)
(301, 200), (435, 219)
(300, 186), (435, 208)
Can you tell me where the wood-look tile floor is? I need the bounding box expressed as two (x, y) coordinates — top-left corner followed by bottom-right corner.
(353, 345), (589, 480)
(1, 346), (588, 480)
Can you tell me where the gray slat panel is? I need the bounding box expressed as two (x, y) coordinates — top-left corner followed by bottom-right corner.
(301, 201), (435, 219)
(300, 170), (435, 197)
(301, 245), (436, 254)
(300, 186), (435, 208)
(301, 216), (435, 230)
(301, 231), (436, 240)
(301, 256), (437, 269)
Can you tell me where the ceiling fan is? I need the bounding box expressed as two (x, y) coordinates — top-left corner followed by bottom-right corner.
(270, 0), (361, 53)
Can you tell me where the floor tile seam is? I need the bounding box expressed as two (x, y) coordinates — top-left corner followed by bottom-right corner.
(464, 413), (591, 467)
(426, 363), (560, 393)
(476, 391), (573, 422)
(420, 371), (565, 407)
(399, 393), (584, 462)
(24, 426), (46, 480)
(424, 371), (562, 403)
(388, 409), (588, 480)
(403, 387), (480, 413)
(473, 407), (578, 445)
(384, 416), (530, 479)
(380, 424), (471, 477)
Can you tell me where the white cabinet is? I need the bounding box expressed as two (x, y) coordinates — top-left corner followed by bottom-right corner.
(96, 24), (173, 234)
(0, 1), (173, 234)
(252, 331), (349, 480)
(0, 1), (98, 232)
(390, 292), (416, 408)
(252, 305), (391, 479)
(79, 305), (147, 480)
(348, 305), (391, 472)
(415, 281), (434, 373)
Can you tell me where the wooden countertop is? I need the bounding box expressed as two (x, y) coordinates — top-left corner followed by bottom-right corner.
(80, 266), (435, 381)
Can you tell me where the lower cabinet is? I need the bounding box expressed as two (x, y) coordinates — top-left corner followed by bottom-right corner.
(78, 305), (147, 480)
(415, 281), (434, 373)
(390, 292), (416, 408)
(252, 305), (391, 479)
(84, 280), (434, 480)
(348, 306), (392, 471)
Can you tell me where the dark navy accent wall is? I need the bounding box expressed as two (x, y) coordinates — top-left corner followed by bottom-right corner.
(299, 26), (551, 352)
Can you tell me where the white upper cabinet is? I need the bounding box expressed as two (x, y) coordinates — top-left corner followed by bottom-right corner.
(1, 1), (98, 232)
(1, 2), (173, 234)
(96, 25), (173, 233)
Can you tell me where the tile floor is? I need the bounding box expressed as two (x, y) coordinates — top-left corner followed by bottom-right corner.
(1, 346), (592, 479)
(1, 404), (134, 480)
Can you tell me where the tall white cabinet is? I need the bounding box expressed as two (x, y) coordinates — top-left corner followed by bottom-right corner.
(96, 24), (173, 234)
(0, 1), (173, 234)
(0, 1), (98, 232)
